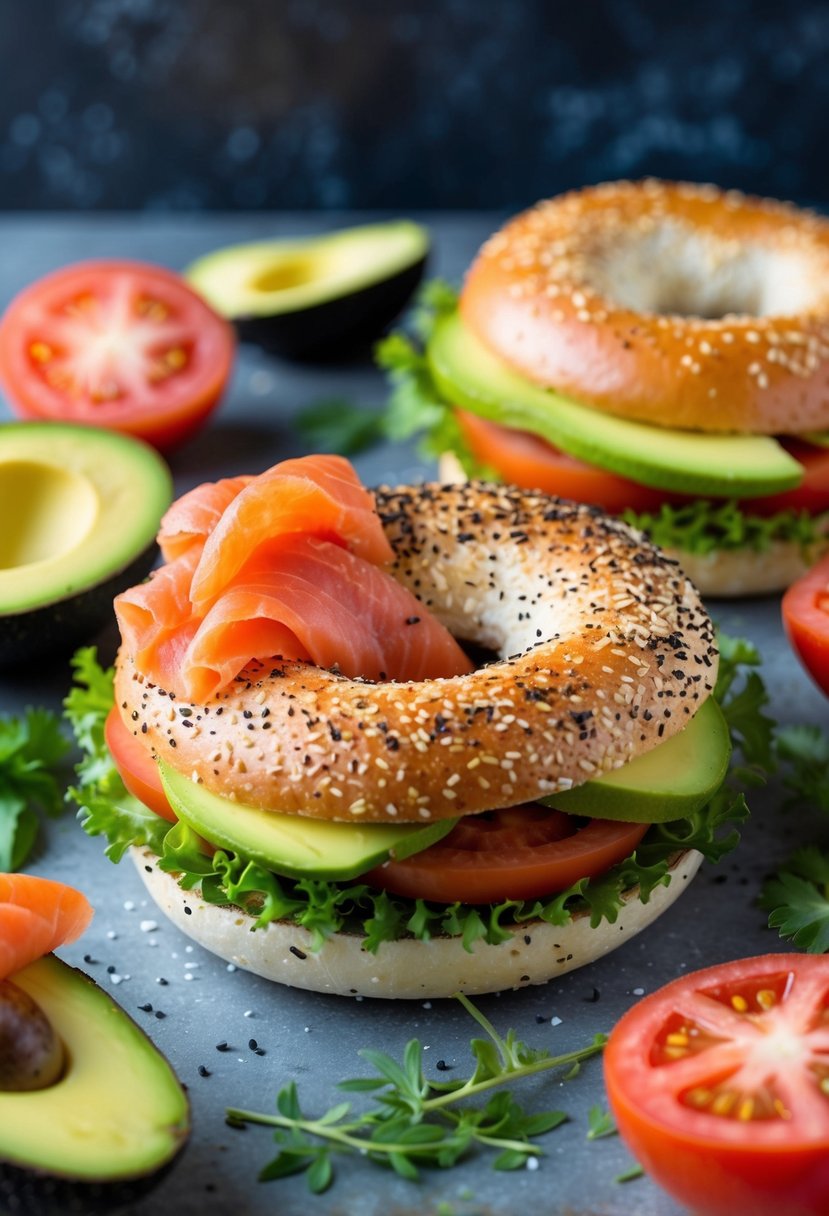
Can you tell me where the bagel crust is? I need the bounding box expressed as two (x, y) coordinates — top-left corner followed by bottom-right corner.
(116, 482), (718, 824)
(462, 179), (829, 435)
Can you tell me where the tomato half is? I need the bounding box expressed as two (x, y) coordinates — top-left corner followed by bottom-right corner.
(364, 804), (647, 903)
(782, 553), (829, 696)
(605, 954), (829, 1216)
(105, 706), (176, 822)
(457, 411), (829, 518)
(0, 261), (234, 449)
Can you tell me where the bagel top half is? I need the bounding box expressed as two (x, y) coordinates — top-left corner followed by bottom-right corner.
(115, 482), (718, 824)
(462, 179), (829, 435)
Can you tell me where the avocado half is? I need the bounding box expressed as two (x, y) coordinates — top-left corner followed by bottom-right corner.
(0, 955), (189, 1214)
(0, 422), (172, 667)
(186, 220), (429, 360)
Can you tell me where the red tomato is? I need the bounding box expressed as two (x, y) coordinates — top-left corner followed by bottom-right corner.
(456, 410), (673, 514)
(364, 804), (648, 903)
(782, 554), (829, 696)
(754, 440), (829, 517)
(605, 954), (829, 1216)
(0, 261), (234, 449)
(105, 706), (176, 823)
(456, 411), (829, 518)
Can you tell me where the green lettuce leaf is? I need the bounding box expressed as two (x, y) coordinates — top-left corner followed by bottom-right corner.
(623, 499), (826, 557)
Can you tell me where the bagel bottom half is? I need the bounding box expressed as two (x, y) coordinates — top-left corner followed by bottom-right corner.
(132, 847), (702, 1000)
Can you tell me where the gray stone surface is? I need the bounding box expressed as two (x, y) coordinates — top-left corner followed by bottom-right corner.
(0, 213), (827, 1215)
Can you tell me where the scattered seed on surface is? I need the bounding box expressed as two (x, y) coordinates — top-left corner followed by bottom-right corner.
(154, 1010), (166, 1019)
(198, 1065), (211, 1078)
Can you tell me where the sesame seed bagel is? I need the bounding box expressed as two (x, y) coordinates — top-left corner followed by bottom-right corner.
(462, 179), (829, 435)
(115, 482), (718, 824)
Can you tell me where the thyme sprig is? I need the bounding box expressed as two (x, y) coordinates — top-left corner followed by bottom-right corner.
(226, 992), (607, 1191)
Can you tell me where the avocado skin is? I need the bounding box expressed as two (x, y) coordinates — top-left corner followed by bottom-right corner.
(0, 542), (157, 669)
(0, 1149), (182, 1216)
(234, 254), (427, 360)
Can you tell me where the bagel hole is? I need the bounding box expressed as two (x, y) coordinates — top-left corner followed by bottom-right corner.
(592, 226), (818, 318)
(456, 640), (501, 669)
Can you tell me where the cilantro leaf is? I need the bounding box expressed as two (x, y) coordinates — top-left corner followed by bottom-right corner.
(775, 724), (829, 813)
(761, 846), (829, 953)
(0, 707), (69, 871)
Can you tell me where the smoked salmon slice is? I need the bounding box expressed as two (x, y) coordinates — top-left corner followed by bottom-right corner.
(182, 534), (473, 702)
(188, 454), (394, 611)
(158, 474), (253, 563)
(115, 454), (471, 701)
(0, 874), (93, 982)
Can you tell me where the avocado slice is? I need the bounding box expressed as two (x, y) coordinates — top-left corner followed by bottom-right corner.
(159, 761), (457, 880)
(186, 221), (429, 360)
(0, 955), (188, 1210)
(0, 422), (172, 666)
(428, 312), (803, 498)
(543, 697), (730, 823)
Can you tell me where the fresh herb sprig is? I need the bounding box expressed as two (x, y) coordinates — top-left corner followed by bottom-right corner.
(759, 724), (829, 952)
(0, 706), (69, 871)
(226, 992), (606, 1192)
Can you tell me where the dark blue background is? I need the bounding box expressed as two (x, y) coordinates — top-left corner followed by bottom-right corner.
(2, 0), (828, 210)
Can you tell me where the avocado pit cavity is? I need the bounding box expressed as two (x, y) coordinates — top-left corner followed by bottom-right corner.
(0, 978), (65, 1092)
(0, 459), (97, 570)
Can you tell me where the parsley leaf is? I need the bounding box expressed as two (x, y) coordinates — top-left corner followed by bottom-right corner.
(761, 847), (829, 953)
(294, 398), (385, 457)
(775, 724), (829, 813)
(0, 707), (69, 871)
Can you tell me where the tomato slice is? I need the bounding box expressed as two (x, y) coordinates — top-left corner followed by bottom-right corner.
(105, 706), (176, 823)
(782, 553), (829, 696)
(755, 439), (829, 516)
(456, 410), (674, 514)
(364, 804), (647, 903)
(0, 261), (234, 450)
(605, 954), (829, 1216)
(457, 411), (829, 518)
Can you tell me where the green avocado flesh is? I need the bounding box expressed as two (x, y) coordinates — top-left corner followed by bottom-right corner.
(543, 697), (731, 823)
(0, 422), (172, 616)
(428, 312), (803, 499)
(0, 955), (188, 1181)
(186, 221), (429, 320)
(159, 762), (457, 880)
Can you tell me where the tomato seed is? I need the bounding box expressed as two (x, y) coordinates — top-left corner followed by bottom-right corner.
(730, 994), (749, 1013)
(756, 988), (776, 1010)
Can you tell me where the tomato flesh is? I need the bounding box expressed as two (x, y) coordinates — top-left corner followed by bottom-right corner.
(456, 410), (829, 518)
(364, 804), (648, 903)
(782, 554), (829, 696)
(0, 260), (234, 450)
(605, 954), (829, 1216)
(105, 706), (176, 823)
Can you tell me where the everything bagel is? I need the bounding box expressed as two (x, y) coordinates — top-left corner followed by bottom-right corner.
(81, 455), (739, 998)
(462, 180), (829, 435)
(115, 481), (718, 823)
